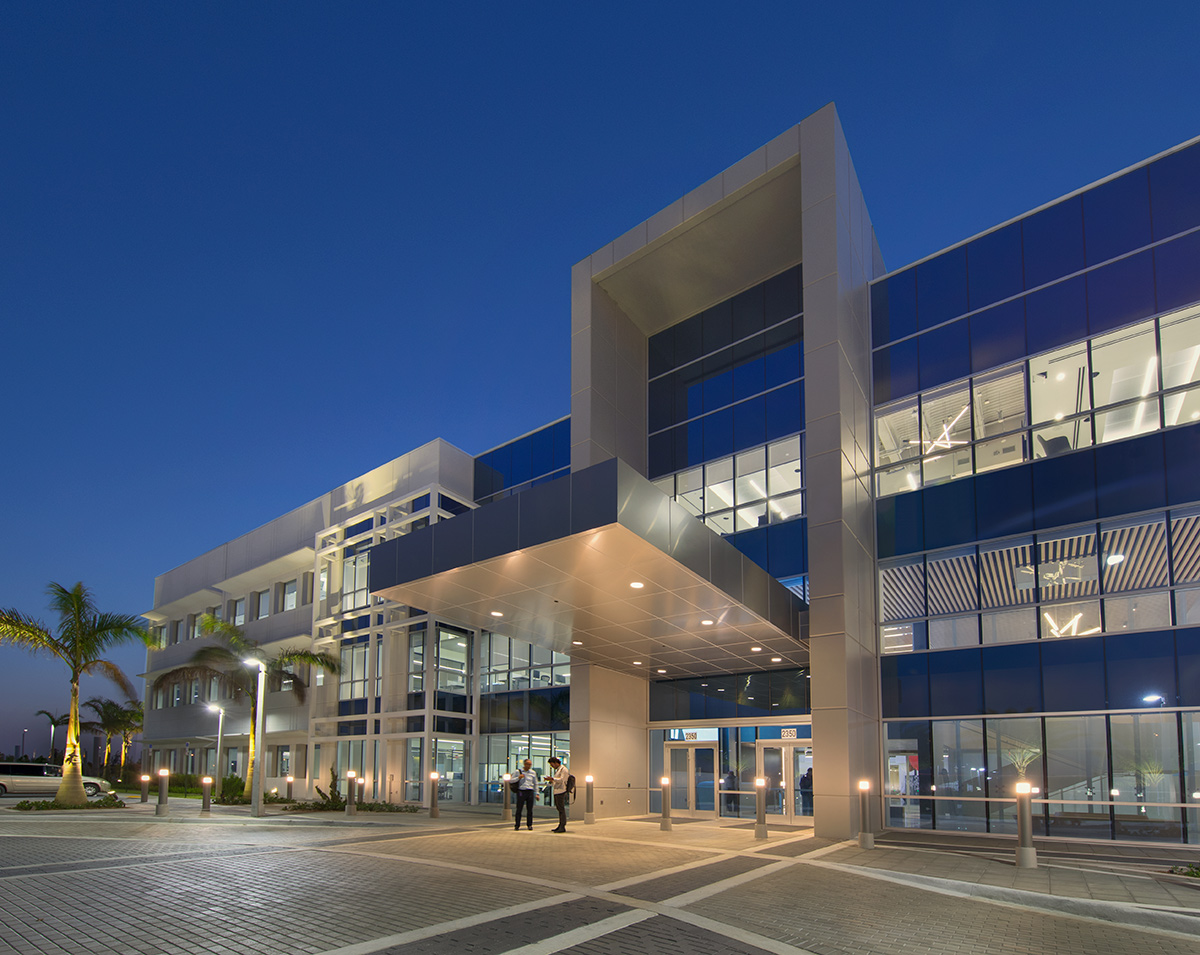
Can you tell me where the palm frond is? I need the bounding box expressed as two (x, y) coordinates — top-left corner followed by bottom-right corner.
(86, 611), (156, 652)
(35, 709), (69, 726)
(81, 659), (139, 700)
(189, 644), (245, 669)
(199, 614), (252, 651)
(273, 649), (341, 673)
(0, 610), (66, 661)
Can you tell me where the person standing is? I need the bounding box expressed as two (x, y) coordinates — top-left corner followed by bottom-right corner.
(514, 758), (538, 830)
(546, 756), (569, 833)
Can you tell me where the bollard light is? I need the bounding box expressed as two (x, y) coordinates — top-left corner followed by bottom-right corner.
(286, 775), (294, 801)
(155, 768), (170, 817)
(754, 777), (767, 840)
(345, 771), (357, 816)
(356, 776), (366, 806)
(1014, 781), (1037, 868)
(660, 776), (671, 831)
(501, 773), (512, 822)
(1110, 788), (1120, 797)
(584, 774), (595, 825)
(200, 776), (213, 814)
(429, 772), (440, 818)
(857, 779), (874, 849)
(140, 774), (151, 803)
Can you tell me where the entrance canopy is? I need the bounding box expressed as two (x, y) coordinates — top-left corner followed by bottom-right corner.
(369, 458), (807, 679)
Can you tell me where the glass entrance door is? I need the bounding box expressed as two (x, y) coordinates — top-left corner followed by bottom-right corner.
(757, 741), (814, 826)
(664, 744), (718, 818)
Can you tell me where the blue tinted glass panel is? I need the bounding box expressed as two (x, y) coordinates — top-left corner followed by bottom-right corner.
(1032, 449), (1097, 528)
(1023, 198), (1085, 289)
(530, 426), (554, 478)
(967, 222), (1024, 311)
(1154, 231), (1200, 313)
(975, 464), (1033, 540)
(488, 446), (511, 490)
(728, 525), (769, 570)
(969, 298), (1025, 373)
(702, 300), (733, 354)
(1024, 275), (1087, 356)
(1094, 432), (1165, 518)
(873, 338), (919, 405)
(1177, 628), (1200, 706)
(684, 369), (704, 419)
(1041, 635), (1105, 710)
(648, 430), (674, 479)
(703, 365), (733, 413)
(553, 419), (570, 470)
(1165, 422), (1200, 506)
(732, 355), (765, 401)
(876, 490), (925, 559)
(764, 266), (802, 323)
(917, 246), (969, 330)
(764, 343), (801, 389)
(1105, 630), (1176, 709)
(509, 436), (532, 484)
(764, 383), (802, 441)
(731, 284), (765, 340)
(1083, 169), (1152, 266)
(922, 478), (976, 551)
(675, 315), (702, 366)
(649, 326), (673, 379)
(982, 643), (1042, 714)
(767, 517), (807, 577)
(918, 319), (970, 391)
(648, 376), (674, 433)
(1150, 143), (1200, 240)
(928, 648), (982, 716)
(733, 395), (766, 451)
(881, 653), (930, 718)
(1085, 250), (1156, 336)
(875, 270), (918, 345)
(679, 422), (700, 468)
(703, 407), (734, 460)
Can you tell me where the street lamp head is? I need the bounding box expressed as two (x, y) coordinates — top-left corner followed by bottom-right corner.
(242, 657), (266, 670)
(207, 704), (223, 713)
(1142, 694), (1165, 704)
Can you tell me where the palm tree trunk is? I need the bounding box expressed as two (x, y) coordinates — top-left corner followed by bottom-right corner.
(102, 736), (113, 776)
(56, 678), (88, 806)
(118, 736), (129, 779)
(243, 698), (257, 798)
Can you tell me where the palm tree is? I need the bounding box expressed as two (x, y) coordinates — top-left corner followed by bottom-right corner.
(82, 697), (127, 777)
(116, 699), (143, 780)
(153, 613), (338, 798)
(0, 582), (154, 805)
(35, 710), (69, 762)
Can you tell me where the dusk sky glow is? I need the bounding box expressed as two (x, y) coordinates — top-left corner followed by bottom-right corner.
(3, 2), (1198, 750)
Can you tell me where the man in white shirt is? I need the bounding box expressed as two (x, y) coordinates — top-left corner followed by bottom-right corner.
(547, 756), (568, 833)
(514, 759), (538, 830)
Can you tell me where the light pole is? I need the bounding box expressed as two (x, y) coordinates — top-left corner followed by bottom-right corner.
(1014, 781), (1037, 868)
(206, 704), (225, 781)
(242, 658), (267, 818)
(858, 779), (874, 849)
(584, 774), (595, 825)
(21, 728), (28, 759)
(660, 776), (671, 831)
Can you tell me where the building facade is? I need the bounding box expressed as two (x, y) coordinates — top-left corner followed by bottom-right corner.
(144, 104), (1200, 844)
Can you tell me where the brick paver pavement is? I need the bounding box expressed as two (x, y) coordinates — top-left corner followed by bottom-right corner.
(0, 809), (1195, 955)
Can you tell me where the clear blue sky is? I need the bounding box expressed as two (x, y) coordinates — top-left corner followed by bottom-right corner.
(3, 2), (1198, 750)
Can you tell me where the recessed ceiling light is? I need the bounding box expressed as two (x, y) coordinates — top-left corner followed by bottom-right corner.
(1056, 372), (1066, 381)
(657, 668), (666, 674)
(1106, 553), (1125, 566)
(629, 581), (644, 589)
(490, 611), (504, 617)
(701, 683), (708, 687)
(771, 657), (782, 663)
(717, 688), (725, 692)
(751, 647), (762, 652)
(572, 640), (583, 645)
(633, 661), (642, 665)
(701, 619), (714, 626)
(1054, 412), (1064, 421)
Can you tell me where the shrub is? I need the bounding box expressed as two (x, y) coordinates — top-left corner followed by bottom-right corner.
(13, 794), (125, 811)
(216, 774), (247, 804)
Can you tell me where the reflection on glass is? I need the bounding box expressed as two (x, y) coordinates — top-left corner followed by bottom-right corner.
(1111, 713), (1180, 837)
(1044, 715), (1107, 823)
(979, 537), (1036, 608)
(1029, 343), (1091, 426)
(981, 609), (1036, 644)
(1101, 517), (1169, 592)
(932, 719), (987, 832)
(881, 623), (916, 653)
(875, 397), (919, 468)
(735, 448), (767, 505)
(1104, 592), (1171, 631)
(1040, 600), (1101, 637)
(1160, 304), (1200, 391)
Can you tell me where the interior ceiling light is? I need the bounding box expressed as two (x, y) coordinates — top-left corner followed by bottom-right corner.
(701, 619), (714, 626)
(751, 647), (762, 652)
(490, 611), (504, 617)
(572, 640), (583, 645)
(629, 581), (644, 589)
(771, 657), (782, 663)
(657, 668), (666, 673)
(633, 661), (642, 665)
(1106, 553), (1125, 565)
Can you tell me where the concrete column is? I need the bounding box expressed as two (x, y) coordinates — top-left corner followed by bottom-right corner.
(568, 663), (649, 819)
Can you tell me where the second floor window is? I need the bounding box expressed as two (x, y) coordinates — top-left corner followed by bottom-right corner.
(282, 579), (298, 612)
(233, 598), (245, 626)
(255, 590), (270, 620)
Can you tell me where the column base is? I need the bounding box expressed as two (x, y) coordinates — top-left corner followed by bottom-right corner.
(1016, 846), (1038, 868)
(154, 805), (169, 817)
(584, 812), (595, 824)
(754, 823), (768, 840)
(660, 817), (672, 831)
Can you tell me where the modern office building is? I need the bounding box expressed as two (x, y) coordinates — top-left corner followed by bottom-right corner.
(143, 104), (1200, 844)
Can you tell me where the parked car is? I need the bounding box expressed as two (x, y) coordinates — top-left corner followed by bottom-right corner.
(0, 762), (115, 798)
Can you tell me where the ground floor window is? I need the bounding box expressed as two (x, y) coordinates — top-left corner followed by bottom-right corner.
(477, 732), (570, 803)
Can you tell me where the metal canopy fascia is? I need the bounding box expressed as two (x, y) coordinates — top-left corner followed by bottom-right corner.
(369, 458), (807, 680)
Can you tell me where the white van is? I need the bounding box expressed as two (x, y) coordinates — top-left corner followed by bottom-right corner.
(0, 762), (115, 798)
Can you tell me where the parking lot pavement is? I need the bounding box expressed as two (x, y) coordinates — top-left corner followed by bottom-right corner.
(0, 810), (1195, 955)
